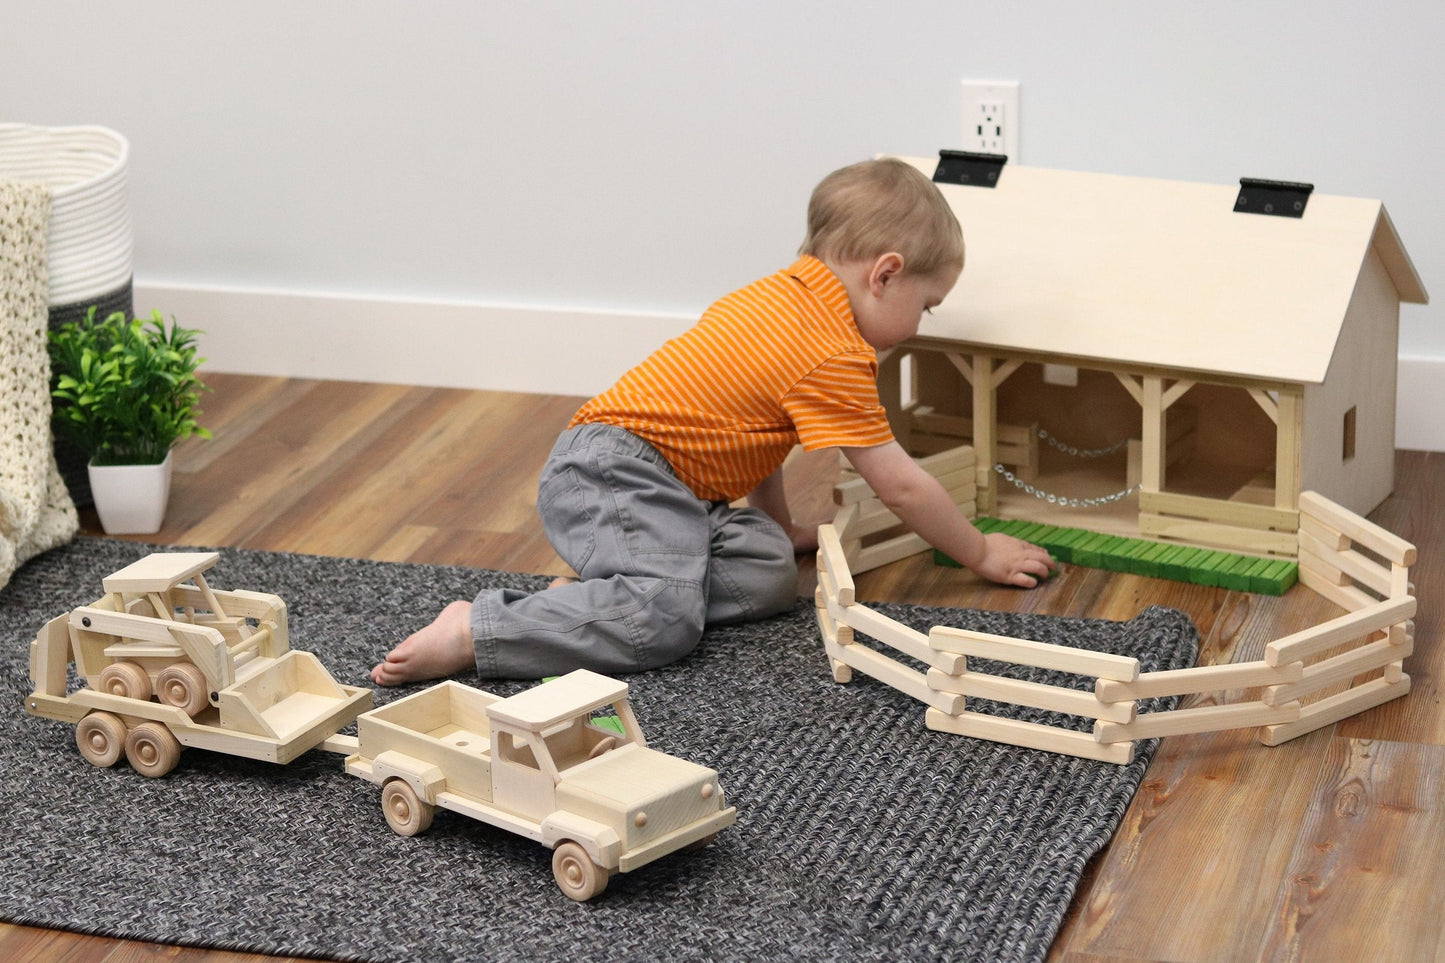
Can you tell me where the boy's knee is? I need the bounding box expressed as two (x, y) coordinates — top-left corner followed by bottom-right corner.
(753, 556), (800, 618)
(633, 583), (708, 670)
(706, 546), (798, 625)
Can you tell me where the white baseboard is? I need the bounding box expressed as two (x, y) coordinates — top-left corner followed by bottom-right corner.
(135, 281), (1445, 453)
(1396, 356), (1445, 452)
(134, 281), (694, 399)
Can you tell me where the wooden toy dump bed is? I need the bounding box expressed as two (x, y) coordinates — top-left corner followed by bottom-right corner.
(352, 681), (501, 802)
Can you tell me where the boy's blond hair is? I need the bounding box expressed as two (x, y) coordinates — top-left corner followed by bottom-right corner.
(799, 157), (964, 278)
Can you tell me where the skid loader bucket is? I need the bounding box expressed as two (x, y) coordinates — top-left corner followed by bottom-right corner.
(219, 651), (371, 762)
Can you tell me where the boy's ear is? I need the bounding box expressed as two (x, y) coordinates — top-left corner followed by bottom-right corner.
(868, 252), (905, 295)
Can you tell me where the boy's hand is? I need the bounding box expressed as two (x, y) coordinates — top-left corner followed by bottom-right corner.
(974, 532), (1057, 588)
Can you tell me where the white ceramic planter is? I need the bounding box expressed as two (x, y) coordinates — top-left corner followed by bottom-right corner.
(88, 451), (173, 534)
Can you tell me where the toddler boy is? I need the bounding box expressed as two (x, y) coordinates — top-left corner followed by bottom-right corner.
(372, 157), (1054, 685)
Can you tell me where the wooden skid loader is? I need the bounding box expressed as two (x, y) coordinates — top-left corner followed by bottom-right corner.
(26, 552), (371, 777)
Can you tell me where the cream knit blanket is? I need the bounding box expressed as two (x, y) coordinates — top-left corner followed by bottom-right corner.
(1, 180), (78, 590)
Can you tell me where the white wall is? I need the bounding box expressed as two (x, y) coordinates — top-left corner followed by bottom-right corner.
(5, 1), (1442, 445)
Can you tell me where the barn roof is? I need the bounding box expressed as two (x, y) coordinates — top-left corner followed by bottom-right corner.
(902, 157), (1427, 385)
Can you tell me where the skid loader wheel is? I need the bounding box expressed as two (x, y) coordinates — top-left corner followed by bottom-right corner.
(381, 778), (435, 837)
(75, 712), (127, 768)
(98, 661), (152, 702)
(125, 722), (182, 778)
(552, 842), (610, 901)
(156, 663), (209, 716)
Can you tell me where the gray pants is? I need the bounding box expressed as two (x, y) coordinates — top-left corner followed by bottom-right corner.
(471, 423), (799, 677)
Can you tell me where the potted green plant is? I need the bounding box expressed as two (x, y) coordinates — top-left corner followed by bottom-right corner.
(48, 307), (211, 534)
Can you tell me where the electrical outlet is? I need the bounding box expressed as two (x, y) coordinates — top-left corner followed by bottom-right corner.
(960, 80), (1019, 160)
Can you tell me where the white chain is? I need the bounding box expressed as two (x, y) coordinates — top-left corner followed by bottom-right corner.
(1037, 427), (1130, 459)
(994, 463), (1139, 509)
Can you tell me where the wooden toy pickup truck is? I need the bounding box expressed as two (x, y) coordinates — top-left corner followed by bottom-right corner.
(25, 552), (372, 777)
(341, 670), (737, 900)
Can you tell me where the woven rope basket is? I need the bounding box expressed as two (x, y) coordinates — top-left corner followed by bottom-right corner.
(0, 124), (136, 505)
(0, 123), (133, 308)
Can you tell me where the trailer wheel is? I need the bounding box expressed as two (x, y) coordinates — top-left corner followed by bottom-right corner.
(99, 661), (152, 702)
(125, 721), (182, 778)
(381, 778), (434, 836)
(552, 841), (610, 901)
(75, 712), (127, 767)
(156, 663), (209, 716)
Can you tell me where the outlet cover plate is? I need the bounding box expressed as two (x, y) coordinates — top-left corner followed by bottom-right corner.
(961, 80), (1020, 161)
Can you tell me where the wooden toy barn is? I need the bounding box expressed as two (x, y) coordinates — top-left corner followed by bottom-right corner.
(885, 155), (1428, 557)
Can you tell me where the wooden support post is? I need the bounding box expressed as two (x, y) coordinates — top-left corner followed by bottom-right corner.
(1275, 390), (1303, 510)
(816, 525), (854, 606)
(972, 354), (997, 513)
(815, 562), (840, 614)
(816, 605), (855, 683)
(1390, 562), (1412, 600)
(1141, 376), (1166, 493)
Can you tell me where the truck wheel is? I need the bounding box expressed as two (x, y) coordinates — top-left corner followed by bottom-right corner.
(75, 712), (127, 767)
(125, 721), (182, 778)
(552, 841), (610, 901)
(156, 663), (209, 716)
(381, 778), (434, 836)
(99, 661), (152, 702)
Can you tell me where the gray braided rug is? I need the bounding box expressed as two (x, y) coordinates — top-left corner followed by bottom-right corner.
(0, 538), (1197, 962)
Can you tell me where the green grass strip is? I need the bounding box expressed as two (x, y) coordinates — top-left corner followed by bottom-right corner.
(928, 517), (1298, 594)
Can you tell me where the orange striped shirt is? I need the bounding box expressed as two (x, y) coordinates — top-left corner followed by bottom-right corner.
(571, 256), (894, 501)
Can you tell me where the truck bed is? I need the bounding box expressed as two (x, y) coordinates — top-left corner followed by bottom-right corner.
(353, 681), (499, 801)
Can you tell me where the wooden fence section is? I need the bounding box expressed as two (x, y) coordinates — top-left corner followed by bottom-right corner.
(812, 488), (1417, 763)
(1255, 490), (1415, 745)
(831, 445), (976, 575)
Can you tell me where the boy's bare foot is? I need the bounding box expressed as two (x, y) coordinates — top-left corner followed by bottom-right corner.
(371, 600), (476, 686)
(547, 575), (577, 590)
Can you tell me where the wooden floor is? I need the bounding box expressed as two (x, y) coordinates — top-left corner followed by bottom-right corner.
(6, 373), (1441, 962)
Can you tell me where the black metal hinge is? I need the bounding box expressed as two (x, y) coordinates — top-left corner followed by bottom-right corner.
(1235, 177), (1314, 218)
(934, 150), (1008, 188)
